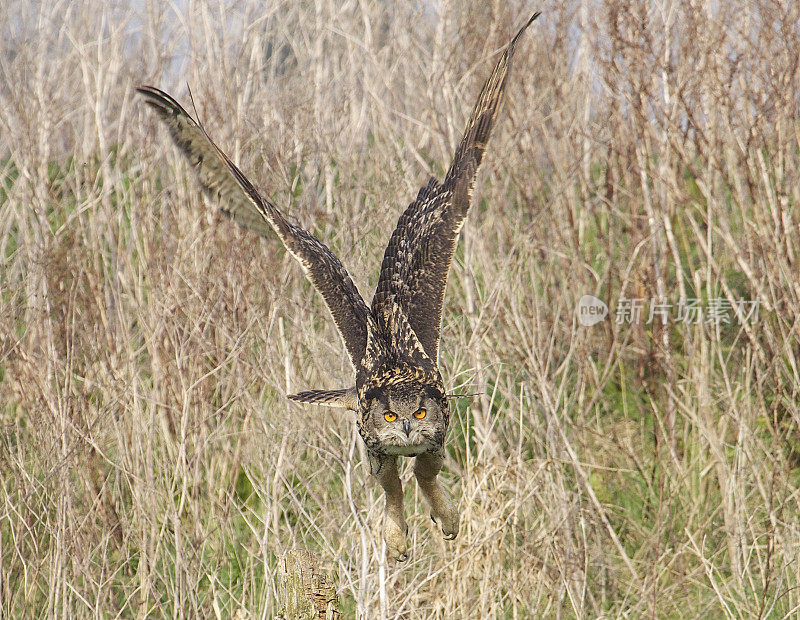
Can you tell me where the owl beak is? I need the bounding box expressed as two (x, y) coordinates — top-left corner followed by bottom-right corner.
(402, 418), (411, 437)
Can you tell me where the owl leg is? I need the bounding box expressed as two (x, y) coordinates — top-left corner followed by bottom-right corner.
(414, 450), (459, 540)
(368, 452), (408, 561)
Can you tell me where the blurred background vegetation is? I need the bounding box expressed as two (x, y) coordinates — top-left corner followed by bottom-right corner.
(1, 0), (799, 616)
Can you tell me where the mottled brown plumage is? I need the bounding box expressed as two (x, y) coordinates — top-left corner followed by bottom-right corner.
(136, 86), (371, 369)
(138, 12), (539, 561)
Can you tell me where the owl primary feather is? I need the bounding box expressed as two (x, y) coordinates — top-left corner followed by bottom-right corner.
(138, 12), (539, 562)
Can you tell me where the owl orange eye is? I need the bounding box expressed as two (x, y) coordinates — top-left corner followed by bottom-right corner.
(413, 408), (427, 420)
(384, 411), (397, 422)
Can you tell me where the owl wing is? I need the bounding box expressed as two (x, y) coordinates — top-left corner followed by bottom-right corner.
(288, 387), (358, 410)
(137, 86), (369, 368)
(370, 13), (539, 361)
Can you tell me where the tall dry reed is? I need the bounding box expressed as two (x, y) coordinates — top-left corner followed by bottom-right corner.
(1, 0), (799, 616)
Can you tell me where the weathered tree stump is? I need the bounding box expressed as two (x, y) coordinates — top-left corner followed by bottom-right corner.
(277, 550), (340, 619)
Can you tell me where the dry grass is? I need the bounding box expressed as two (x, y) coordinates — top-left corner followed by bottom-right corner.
(2, 0), (800, 617)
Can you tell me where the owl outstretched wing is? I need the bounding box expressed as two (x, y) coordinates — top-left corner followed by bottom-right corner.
(371, 13), (540, 361)
(137, 86), (370, 368)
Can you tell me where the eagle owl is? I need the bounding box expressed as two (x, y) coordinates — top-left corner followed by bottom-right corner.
(138, 13), (539, 562)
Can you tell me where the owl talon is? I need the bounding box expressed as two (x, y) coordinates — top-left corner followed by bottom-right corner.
(384, 517), (408, 561)
(430, 506), (459, 540)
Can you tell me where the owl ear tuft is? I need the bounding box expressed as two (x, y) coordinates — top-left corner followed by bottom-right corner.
(288, 387), (358, 410)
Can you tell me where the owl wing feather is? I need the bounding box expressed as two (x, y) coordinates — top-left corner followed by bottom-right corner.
(137, 86), (370, 368)
(288, 387), (358, 410)
(371, 13), (539, 361)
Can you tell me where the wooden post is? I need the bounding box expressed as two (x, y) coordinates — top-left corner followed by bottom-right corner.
(277, 550), (340, 619)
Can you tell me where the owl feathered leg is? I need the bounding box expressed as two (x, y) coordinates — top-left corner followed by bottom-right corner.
(414, 451), (459, 540)
(368, 452), (408, 561)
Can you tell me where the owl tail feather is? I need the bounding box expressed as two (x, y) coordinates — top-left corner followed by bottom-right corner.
(288, 387), (358, 410)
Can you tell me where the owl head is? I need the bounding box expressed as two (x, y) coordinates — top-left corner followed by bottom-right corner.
(359, 381), (448, 455)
